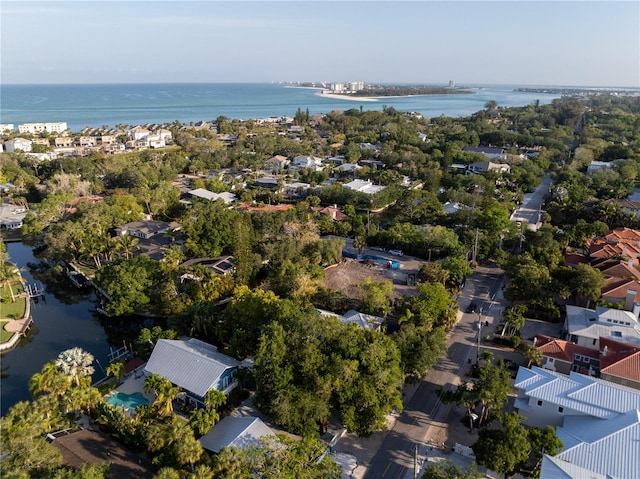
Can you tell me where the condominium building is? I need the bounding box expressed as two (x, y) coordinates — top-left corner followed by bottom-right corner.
(18, 122), (68, 134)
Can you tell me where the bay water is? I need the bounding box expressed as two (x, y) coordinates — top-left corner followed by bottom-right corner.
(0, 82), (563, 415)
(0, 243), (149, 415)
(0, 83), (563, 132)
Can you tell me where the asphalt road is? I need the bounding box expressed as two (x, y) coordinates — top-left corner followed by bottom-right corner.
(363, 264), (505, 479)
(510, 174), (552, 231)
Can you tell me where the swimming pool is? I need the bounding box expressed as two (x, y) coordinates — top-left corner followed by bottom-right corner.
(106, 391), (149, 409)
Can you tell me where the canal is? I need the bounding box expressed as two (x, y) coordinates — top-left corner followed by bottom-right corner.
(1, 242), (138, 415)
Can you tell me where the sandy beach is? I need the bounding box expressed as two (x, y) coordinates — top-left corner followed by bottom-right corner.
(315, 90), (378, 102)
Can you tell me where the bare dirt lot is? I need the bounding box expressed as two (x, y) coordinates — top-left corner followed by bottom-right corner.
(323, 258), (420, 301)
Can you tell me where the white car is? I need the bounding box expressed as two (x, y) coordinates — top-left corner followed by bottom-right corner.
(388, 249), (403, 256)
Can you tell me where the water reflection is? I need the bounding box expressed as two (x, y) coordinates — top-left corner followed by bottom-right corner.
(1, 242), (154, 415)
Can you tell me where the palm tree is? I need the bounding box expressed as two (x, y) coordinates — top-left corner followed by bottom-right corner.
(66, 386), (103, 417)
(524, 344), (543, 367)
(116, 234), (139, 260)
(0, 247), (20, 303)
(353, 235), (367, 254)
(29, 361), (72, 397)
(189, 408), (219, 437)
(203, 388), (226, 410)
(175, 433), (204, 469)
(55, 347), (95, 387)
(106, 360), (125, 381)
(144, 373), (184, 415)
(454, 381), (478, 432)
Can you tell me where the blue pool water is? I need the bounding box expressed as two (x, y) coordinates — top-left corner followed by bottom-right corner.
(106, 392), (149, 409)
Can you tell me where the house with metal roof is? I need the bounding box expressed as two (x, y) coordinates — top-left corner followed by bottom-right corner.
(316, 309), (384, 331)
(564, 305), (640, 349)
(462, 146), (506, 161)
(187, 188), (237, 205)
(539, 409), (640, 479)
(342, 179), (386, 195)
(513, 365), (640, 428)
(198, 416), (274, 453)
(144, 338), (240, 407)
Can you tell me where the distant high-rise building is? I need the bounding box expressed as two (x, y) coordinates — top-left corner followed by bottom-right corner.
(447, 80), (456, 89)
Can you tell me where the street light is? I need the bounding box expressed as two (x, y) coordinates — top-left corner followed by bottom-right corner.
(476, 308), (483, 365)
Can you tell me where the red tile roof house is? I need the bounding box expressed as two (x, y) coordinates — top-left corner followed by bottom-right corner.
(599, 337), (640, 390)
(534, 334), (600, 376)
(601, 277), (640, 306)
(587, 227), (640, 264)
(534, 334), (640, 390)
(312, 205), (349, 221)
(593, 258), (640, 280)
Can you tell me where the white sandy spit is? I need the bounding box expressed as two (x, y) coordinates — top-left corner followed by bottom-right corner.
(315, 90), (378, 102)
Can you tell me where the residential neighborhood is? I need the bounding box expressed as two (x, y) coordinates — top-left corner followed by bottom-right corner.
(2, 92), (640, 479)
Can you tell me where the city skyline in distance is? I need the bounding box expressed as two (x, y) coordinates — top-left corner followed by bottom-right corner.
(2, 1), (638, 88)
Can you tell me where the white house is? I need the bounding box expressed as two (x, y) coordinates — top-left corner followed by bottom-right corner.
(292, 155), (323, 170)
(539, 410), (640, 479)
(513, 365), (640, 428)
(114, 220), (176, 239)
(0, 124), (14, 133)
(4, 138), (33, 153)
(0, 204), (28, 230)
(564, 305), (640, 349)
(127, 126), (151, 141)
(333, 163), (362, 174)
(317, 309), (384, 330)
(516, 368), (640, 478)
(188, 188), (237, 205)
(343, 179), (386, 195)
(78, 136), (97, 147)
(199, 416), (274, 454)
(466, 161), (510, 175)
(144, 338), (241, 407)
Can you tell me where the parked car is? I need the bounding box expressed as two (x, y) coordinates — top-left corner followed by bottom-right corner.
(388, 249), (403, 256)
(466, 302), (478, 314)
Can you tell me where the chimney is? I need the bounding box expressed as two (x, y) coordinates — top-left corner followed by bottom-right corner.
(602, 345), (607, 357)
(625, 289), (637, 311)
(629, 257), (634, 267)
(533, 336), (537, 346)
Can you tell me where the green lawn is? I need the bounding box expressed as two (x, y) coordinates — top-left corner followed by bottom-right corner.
(1, 283), (27, 319)
(0, 321), (15, 343)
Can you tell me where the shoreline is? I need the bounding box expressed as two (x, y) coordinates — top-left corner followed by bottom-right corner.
(315, 90), (378, 102)
(315, 90), (476, 102)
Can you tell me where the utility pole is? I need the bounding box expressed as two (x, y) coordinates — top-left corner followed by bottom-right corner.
(472, 227), (479, 263)
(413, 443), (418, 479)
(476, 308), (483, 365)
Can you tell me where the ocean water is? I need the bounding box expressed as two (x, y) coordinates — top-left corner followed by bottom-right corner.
(0, 83), (563, 132)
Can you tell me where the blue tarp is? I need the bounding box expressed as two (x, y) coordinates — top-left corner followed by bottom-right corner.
(342, 250), (401, 269)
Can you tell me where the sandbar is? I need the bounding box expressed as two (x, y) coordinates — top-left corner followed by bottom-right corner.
(315, 91), (378, 102)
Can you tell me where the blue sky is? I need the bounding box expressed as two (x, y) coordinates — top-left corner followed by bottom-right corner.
(2, 1), (638, 87)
